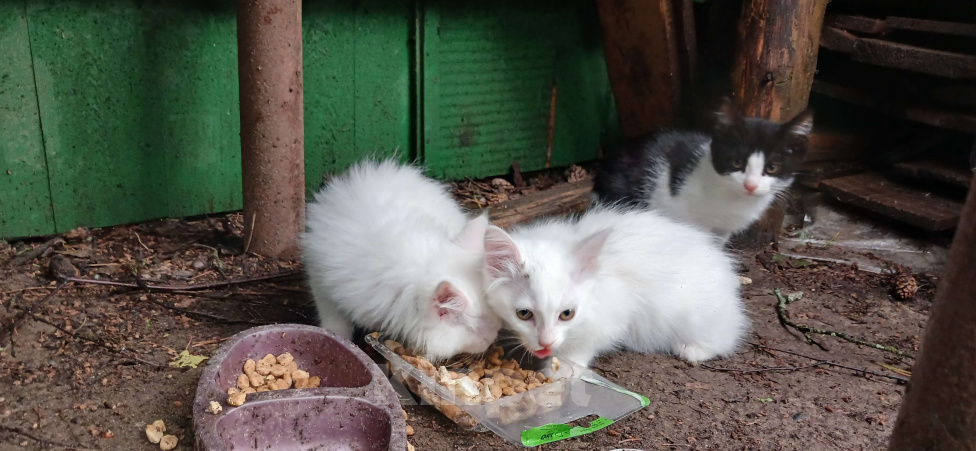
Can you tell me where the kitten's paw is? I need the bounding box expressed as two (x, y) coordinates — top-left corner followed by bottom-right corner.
(676, 343), (717, 364)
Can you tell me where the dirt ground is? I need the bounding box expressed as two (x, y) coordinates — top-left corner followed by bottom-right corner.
(0, 180), (934, 450)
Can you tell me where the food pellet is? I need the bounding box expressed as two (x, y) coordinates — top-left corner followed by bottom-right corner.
(159, 434), (178, 450)
(227, 352), (322, 405)
(145, 420), (166, 444)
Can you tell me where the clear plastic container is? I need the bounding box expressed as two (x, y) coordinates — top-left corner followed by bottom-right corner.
(366, 334), (650, 447)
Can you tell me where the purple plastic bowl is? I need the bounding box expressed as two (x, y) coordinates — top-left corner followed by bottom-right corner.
(193, 324), (406, 450)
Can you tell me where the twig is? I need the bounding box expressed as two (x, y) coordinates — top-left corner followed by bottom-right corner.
(700, 362), (822, 374)
(134, 231), (151, 252)
(0, 424), (96, 450)
(747, 342), (908, 384)
(13, 304), (165, 368)
(1, 282), (69, 355)
(140, 292), (273, 326)
(11, 237), (63, 266)
(243, 212), (257, 254)
(62, 270), (302, 293)
(773, 289), (915, 359)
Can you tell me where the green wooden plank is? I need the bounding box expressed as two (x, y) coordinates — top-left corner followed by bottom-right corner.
(0, 1), (56, 238)
(303, 0), (356, 193)
(149, 2), (242, 218)
(352, 0), (412, 165)
(28, 0), (242, 232)
(422, 0), (618, 180)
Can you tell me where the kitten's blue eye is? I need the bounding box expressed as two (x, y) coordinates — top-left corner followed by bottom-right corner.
(731, 159), (744, 169)
(515, 309), (533, 321)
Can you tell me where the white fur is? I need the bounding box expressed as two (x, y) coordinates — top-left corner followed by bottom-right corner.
(302, 159), (501, 361)
(484, 207), (748, 367)
(644, 144), (792, 242)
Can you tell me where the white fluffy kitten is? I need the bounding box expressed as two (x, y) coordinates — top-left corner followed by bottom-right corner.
(483, 207), (748, 366)
(303, 159), (501, 361)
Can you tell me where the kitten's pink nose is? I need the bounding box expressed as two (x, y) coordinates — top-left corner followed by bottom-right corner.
(539, 339), (554, 348)
(744, 182), (758, 194)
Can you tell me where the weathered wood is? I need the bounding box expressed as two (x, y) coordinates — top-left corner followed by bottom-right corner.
(888, 171), (976, 450)
(885, 16), (976, 38)
(891, 160), (972, 189)
(731, 0), (828, 249)
(238, 0), (305, 258)
(796, 161), (865, 189)
(824, 14), (886, 35)
(812, 80), (976, 135)
(732, 0), (829, 121)
(825, 14), (976, 38)
(597, 0), (682, 136)
(806, 131), (872, 162)
(488, 181), (593, 230)
(820, 27), (858, 53)
(852, 38), (976, 80)
(819, 172), (963, 231)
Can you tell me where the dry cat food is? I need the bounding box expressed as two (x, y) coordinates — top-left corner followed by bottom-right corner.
(145, 420), (179, 450)
(378, 335), (566, 427)
(225, 352), (322, 406)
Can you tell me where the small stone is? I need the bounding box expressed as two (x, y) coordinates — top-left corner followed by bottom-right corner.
(792, 412), (808, 421)
(738, 276), (753, 285)
(206, 401), (222, 415)
(227, 392), (246, 407)
(159, 434), (178, 450)
(145, 420), (166, 444)
(192, 260), (207, 270)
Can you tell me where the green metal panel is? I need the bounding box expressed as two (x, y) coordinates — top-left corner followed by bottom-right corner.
(0, 1), (55, 238)
(422, 0), (618, 179)
(304, 0), (412, 194)
(28, 0), (242, 232)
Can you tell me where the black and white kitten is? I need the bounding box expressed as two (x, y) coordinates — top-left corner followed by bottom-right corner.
(593, 99), (814, 242)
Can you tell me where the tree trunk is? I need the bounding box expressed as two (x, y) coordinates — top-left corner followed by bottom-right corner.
(237, 0), (305, 259)
(597, 0), (693, 136)
(730, 0), (828, 249)
(888, 174), (976, 450)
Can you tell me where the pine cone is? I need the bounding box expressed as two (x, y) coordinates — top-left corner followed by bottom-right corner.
(894, 273), (918, 300)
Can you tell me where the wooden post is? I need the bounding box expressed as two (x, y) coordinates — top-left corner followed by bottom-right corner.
(888, 174), (976, 449)
(237, 0), (305, 258)
(597, 0), (693, 136)
(730, 0), (828, 249)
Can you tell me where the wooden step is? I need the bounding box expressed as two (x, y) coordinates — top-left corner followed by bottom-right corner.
(488, 180), (593, 230)
(819, 172), (963, 231)
(891, 160), (973, 189)
(819, 25), (976, 80)
(825, 14), (976, 39)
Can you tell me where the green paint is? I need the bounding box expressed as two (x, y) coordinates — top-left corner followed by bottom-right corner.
(0, 1), (55, 238)
(422, 0), (618, 179)
(28, 0), (241, 232)
(521, 417), (614, 447)
(4, 0), (620, 238)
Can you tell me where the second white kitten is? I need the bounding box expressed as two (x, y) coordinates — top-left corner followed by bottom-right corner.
(484, 207), (748, 366)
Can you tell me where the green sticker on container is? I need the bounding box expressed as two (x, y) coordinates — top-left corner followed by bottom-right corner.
(521, 417), (614, 447)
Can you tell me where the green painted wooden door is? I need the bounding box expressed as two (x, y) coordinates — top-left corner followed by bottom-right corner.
(0, 0), (617, 239)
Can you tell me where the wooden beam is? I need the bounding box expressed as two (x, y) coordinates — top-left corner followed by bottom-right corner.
(488, 181), (593, 230)
(853, 38), (976, 80)
(886, 16), (976, 38)
(597, 0), (682, 136)
(730, 0), (828, 249)
(819, 172), (962, 231)
(806, 131), (872, 162)
(824, 14), (886, 34)
(820, 26), (858, 53)
(888, 171), (976, 449)
(891, 160), (972, 189)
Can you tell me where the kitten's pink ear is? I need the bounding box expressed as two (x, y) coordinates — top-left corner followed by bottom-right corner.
(713, 98), (744, 138)
(433, 281), (469, 322)
(453, 214), (489, 252)
(573, 228), (612, 280)
(484, 226), (521, 278)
